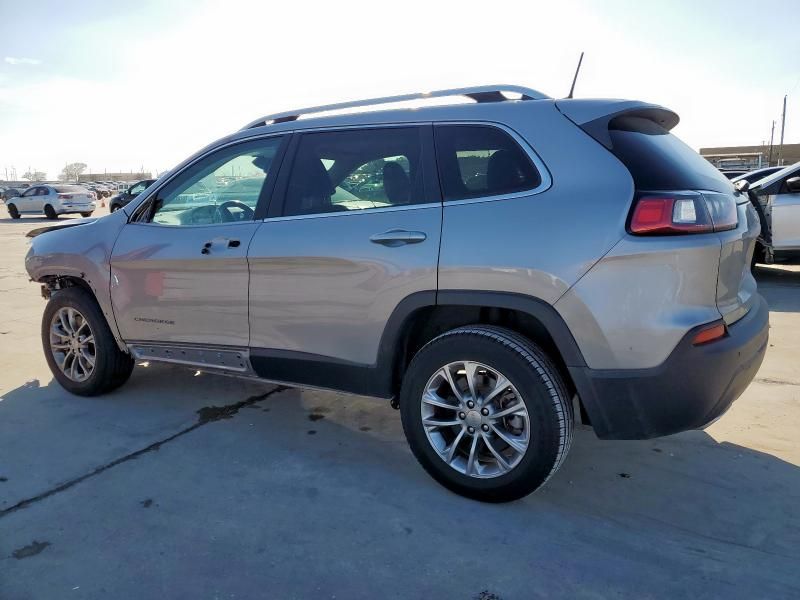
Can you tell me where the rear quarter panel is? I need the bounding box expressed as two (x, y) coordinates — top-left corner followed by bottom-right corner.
(438, 101), (633, 304)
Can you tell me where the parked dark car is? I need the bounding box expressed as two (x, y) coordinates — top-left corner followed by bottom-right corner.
(1, 187), (23, 201)
(730, 166), (785, 185)
(720, 170), (748, 180)
(109, 179), (157, 212)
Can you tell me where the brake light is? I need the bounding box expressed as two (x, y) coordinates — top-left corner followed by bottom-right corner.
(629, 193), (738, 235)
(58, 194), (73, 199)
(692, 322), (727, 346)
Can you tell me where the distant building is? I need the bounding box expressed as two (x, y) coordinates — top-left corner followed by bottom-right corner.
(700, 144), (800, 171)
(78, 172), (152, 182)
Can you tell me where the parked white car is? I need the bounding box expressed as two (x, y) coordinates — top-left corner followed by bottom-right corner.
(4, 184), (96, 220)
(748, 161), (800, 264)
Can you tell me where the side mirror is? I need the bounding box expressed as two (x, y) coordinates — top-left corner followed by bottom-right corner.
(786, 177), (800, 193)
(735, 179), (750, 192)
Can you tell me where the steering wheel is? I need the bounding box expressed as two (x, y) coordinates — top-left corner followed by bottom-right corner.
(215, 200), (255, 222)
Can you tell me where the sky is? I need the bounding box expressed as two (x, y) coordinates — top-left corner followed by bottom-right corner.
(1, 0), (798, 181)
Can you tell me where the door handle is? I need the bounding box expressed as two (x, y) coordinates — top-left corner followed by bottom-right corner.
(369, 229), (427, 247)
(201, 238), (241, 254)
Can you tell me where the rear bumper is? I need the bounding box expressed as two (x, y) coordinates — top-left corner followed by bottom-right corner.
(570, 295), (769, 440)
(56, 203), (95, 214)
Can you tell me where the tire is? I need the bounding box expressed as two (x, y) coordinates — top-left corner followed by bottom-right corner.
(400, 325), (573, 503)
(80, 212), (93, 218)
(110, 204), (120, 212)
(42, 286), (135, 396)
(44, 204), (58, 220)
(7, 203), (20, 219)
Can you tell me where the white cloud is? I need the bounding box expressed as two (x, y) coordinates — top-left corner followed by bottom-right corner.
(4, 56), (42, 66)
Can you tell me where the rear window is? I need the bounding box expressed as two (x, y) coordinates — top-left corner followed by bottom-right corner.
(55, 185), (87, 193)
(609, 117), (733, 193)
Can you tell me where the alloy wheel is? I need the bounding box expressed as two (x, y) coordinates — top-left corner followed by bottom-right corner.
(421, 361), (530, 478)
(49, 307), (96, 382)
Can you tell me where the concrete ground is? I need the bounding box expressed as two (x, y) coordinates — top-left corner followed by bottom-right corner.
(0, 204), (798, 600)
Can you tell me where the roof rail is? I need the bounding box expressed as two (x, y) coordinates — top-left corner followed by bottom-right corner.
(241, 84), (550, 130)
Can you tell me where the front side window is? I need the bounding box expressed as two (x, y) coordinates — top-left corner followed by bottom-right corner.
(282, 127), (425, 216)
(435, 125), (541, 201)
(22, 188), (37, 197)
(148, 136), (284, 226)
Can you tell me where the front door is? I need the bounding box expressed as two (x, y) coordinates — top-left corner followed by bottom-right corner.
(17, 186), (41, 213)
(770, 170), (800, 250)
(110, 135), (286, 347)
(248, 125), (441, 380)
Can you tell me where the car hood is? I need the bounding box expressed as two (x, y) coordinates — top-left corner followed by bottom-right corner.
(26, 217), (100, 238)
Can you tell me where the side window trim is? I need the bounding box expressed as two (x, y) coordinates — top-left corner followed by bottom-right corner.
(433, 121), (552, 205)
(269, 124), (440, 220)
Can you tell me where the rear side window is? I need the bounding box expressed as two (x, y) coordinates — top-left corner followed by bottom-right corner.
(282, 127), (426, 216)
(609, 117), (733, 193)
(434, 125), (541, 201)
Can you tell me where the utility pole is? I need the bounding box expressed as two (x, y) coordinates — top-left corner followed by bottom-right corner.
(768, 120), (775, 165)
(778, 94), (787, 166)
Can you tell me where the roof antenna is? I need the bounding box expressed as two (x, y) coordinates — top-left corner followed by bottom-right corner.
(566, 51), (584, 99)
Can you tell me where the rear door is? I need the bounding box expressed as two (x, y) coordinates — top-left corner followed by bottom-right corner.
(605, 116), (760, 325)
(110, 135), (287, 347)
(247, 125), (441, 379)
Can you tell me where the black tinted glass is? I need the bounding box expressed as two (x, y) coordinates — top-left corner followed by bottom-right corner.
(609, 117), (733, 193)
(435, 125), (541, 201)
(283, 127), (425, 216)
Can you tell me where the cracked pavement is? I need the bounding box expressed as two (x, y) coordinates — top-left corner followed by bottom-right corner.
(1, 207), (799, 599)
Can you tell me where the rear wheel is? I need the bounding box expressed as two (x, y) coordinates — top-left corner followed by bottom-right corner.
(44, 204), (57, 220)
(400, 325), (573, 502)
(80, 212), (93, 218)
(42, 286), (135, 396)
(110, 204), (120, 212)
(7, 203), (20, 219)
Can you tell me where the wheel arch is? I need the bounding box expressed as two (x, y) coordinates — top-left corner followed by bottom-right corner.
(36, 274), (127, 352)
(377, 291), (589, 412)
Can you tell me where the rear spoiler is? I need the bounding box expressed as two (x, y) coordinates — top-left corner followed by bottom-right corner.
(555, 99), (679, 149)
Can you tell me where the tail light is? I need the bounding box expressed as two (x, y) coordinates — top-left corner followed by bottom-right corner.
(58, 194), (73, 199)
(629, 192), (738, 235)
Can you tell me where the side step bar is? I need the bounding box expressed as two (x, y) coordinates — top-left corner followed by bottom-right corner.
(128, 342), (254, 375)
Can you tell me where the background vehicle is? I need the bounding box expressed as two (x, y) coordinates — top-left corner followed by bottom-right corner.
(730, 166), (785, 185)
(748, 161), (800, 265)
(721, 170), (748, 179)
(7, 184), (95, 219)
(109, 179), (156, 212)
(25, 85), (767, 502)
(1, 186), (23, 201)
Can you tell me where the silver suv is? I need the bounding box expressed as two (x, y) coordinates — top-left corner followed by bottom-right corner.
(25, 85), (769, 502)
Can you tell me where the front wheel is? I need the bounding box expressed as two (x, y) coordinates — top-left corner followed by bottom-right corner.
(80, 212), (93, 218)
(400, 326), (573, 502)
(7, 203), (20, 219)
(110, 204), (120, 212)
(42, 286), (135, 396)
